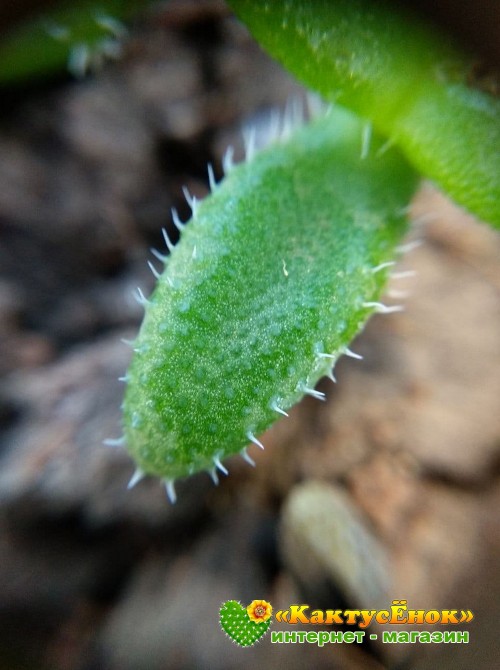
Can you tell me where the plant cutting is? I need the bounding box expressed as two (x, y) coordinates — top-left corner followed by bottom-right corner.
(107, 0), (498, 500)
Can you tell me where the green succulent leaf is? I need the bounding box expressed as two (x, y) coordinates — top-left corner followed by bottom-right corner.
(228, 0), (500, 228)
(0, 0), (140, 82)
(122, 107), (418, 489)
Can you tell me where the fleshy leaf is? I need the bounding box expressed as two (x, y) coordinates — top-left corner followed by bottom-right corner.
(228, 0), (500, 228)
(122, 106), (418, 483)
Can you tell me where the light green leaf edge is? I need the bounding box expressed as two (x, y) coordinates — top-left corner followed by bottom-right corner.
(228, 0), (500, 228)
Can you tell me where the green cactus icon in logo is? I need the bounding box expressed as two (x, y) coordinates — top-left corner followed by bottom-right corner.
(219, 600), (273, 647)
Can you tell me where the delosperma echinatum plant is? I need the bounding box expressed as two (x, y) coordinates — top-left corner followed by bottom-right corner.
(102, 0), (497, 500)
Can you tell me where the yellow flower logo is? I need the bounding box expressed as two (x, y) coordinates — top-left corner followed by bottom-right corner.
(247, 599), (273, 624)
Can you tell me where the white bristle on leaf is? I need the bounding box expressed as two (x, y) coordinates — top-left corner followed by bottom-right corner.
(104, 436), (125, 447)
(164, 479), (177, 504)
(162, 228), (175, 253)
(344, 348), (363, 360)
(362, 301), (404, 313)
(240, 448), (256, 467)
(127, 468), (145, 489)
(247, 431), (264, 450)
